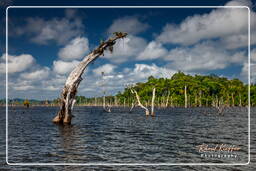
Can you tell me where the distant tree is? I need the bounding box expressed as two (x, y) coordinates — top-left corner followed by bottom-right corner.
(23, 99), (30, 108)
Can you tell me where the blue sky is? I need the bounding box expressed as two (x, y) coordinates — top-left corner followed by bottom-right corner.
(0, 0), (256, 100)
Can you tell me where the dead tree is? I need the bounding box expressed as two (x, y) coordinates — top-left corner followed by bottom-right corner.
(130, 88), (156, 116)
(52, 32), (128, 124)
(151, 88), (156, 116)
(184, 85), (188, 108)
(131, 89), (150, 116)
(165, 91), (170, 107)
(129, 102), (135, 113)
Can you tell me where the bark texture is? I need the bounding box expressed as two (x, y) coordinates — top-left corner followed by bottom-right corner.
(52, 32), (128, 124)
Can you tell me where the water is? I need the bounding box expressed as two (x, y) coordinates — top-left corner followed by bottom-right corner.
(0, 106), (255, 170)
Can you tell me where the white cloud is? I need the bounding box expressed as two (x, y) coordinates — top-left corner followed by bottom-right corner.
(165, 41), (247, 71)
(219, 34), (249, 49)
(251, 48), (256, 62)
(0, 54), (35, 73)
(58, 37), (89, 60)
(104, 35), (147, 63)
(107, 16), (149, 35)
(137, 41), (168, 60)
(13, 16), (84, 45)
(41, 74), (66, 92)
(53, 60), (80, 74)
(13, 85), (35, 91)
(240, 62), (255, 83)
(157, 0), (255, 46)
(225, 0), (252, 6)
(93, 64), (116, 76)
(20, 67), (50, 80)
(78, 63), (176, 96)
(130, 63), (176, 79)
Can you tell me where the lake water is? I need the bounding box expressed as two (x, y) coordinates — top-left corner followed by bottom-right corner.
(0, 106), (255, 170)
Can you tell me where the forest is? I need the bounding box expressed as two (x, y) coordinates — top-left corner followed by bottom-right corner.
(72, 72), (255, 107)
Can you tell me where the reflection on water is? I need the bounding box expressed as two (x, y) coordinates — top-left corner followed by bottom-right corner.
(0, 106), (255, 170)
(58, 124), (76, 149)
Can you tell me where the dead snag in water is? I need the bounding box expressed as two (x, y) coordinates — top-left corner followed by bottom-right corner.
(52, 32), (128, 124)
(131, 89), (150, 116)
(129, 102), (135, 113)
(151, 88), (156, 116)
(131, 88), (156, 116)
(184, 85), (188, 108)
(101, 72), (111, 113)
(165, 91), (170, 107)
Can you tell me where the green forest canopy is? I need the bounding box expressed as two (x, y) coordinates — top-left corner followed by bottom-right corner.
(75, 72), (255, 107)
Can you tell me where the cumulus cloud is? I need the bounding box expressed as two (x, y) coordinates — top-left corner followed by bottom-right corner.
(129, 63), (176, 79)
(13, 85), (35, 91)
(225, 0), (252, 6)
(78, 63), (176, 96)
(20, 67), (50, 80)
(240, 62), (255, 83)
(58, 37), (89, 60)
(0, 53), (34, 73)
(104, 35), (147, 63)
(41, 74), (66, 92)
(157, 0), (255, 47)
(12, 14), (84, 45)
(53, 60), (80, 74)
(137, 41), (168, 60)
(107, 16), (149, 35)
(251, 48), (256, 62)
(93, 64), (116, 76)
(165, 41), (247, 71)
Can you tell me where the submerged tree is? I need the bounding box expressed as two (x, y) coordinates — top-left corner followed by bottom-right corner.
(52, 32), (128, 124)
(130, 87), (156, 116)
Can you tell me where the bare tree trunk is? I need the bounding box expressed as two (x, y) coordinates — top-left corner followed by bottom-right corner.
(185, 85), (187, 108)
(52, 32), (128, 124)
(231, 93), (235, 107)
(239, 93), (242, 107)
(195, 95), (198, 107)
(103, 93), (106, 109)
(188, 95), (190, 107)
(129, 102), (135, 112)
(131, 89), (150, 116)
(226, 93), (230, 107)
(216, 96), (219, 108)
(151, 88), (156, 116)
(199, 90), (202, 107)
(170, 95), (173, 107)
(165, 91), (170, 107)
(114, 96), (117, 106)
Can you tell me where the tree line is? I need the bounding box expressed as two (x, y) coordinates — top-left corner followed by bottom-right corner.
(58, 72), (254, 107)
(117, 72), (254, 107)
(3, 72), (255, 107)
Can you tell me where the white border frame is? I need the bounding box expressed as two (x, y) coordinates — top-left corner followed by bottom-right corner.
(5, 6), (251, 166)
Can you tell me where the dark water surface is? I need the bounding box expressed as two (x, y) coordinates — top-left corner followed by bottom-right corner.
(1, 106), (255, 170)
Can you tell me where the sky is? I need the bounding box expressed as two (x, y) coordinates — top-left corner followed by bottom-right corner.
(0, 0), (256, 100)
